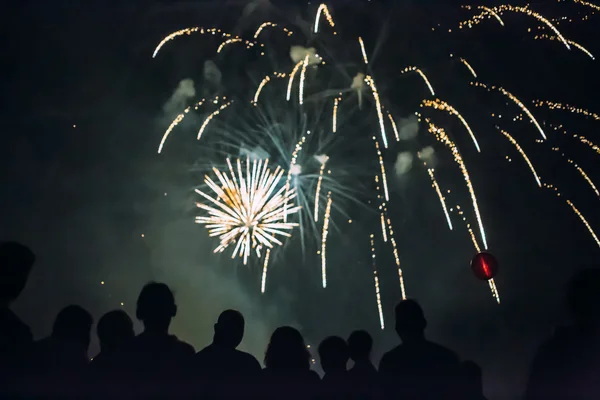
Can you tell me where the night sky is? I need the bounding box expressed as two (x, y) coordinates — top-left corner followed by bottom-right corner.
(1, 1), (599, 399)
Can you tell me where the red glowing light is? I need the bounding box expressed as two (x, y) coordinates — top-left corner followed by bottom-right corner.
(471, 252), (498, 281)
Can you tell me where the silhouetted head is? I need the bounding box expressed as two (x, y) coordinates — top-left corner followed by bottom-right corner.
(347, 330), (373, 363)
(0, 242), (35, 306)
(318, 336), (349, 374)
(136, 282), (177, 332)
(567, 268), (600, 328)
(395, 299), (427, 341)
(213, 309), (244, 349)
(265, 326), (310, 371)
(97, 310), (134, 352)
(52, 305), (93, 350)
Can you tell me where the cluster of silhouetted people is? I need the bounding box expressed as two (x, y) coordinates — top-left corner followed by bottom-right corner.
(1, 241), (599, 399)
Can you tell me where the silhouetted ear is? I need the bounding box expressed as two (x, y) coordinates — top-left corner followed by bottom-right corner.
(172, 304), (177, 317)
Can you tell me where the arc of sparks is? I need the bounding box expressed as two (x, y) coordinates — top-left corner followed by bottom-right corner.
(386, 217), (407, 300)
(299, 55), (310, 105)
(217, 38), (243, 53)
(374, 138), (390, 201)
(387, 112), (400, 141)
(421, 99), (481, 152)
(358, 37), (369, 64)
(370, 234), (385, 330)
(314, 157), (329, 222)
(253, 72), (287, 104)
(497, 128), (542, 187)
(571, 0), (600, 12)
(314, 4), (336, 33)
(153, 27), (232, 58)
(253, 22), (292, 39)
(158, 99), (210, 154)
(287, 61), (304, 101)
(261, 249), (270, 293)
(332, 95), (342, 133)
(479, 5), (505, 26)
(197, 101), (233, 140)
(534, 100), (600, 121)
(427, 168), (454, 230)
(401, 67), (435, 96)
(283, 136), (307, 221)
(460, 58), (478, 78)
(365, 75), (388, 148)
(321, 192), (333, 288)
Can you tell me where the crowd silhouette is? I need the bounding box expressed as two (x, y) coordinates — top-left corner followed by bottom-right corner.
(1, 241), (599, 399)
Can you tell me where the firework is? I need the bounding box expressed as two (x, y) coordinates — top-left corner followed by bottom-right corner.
(421, 99), (481, 152)
(358, 37), (369, 64)
(365, 75), (388, 149)
(195, 158), (301, 265)
(321, 192), (333, 288)
(261, 249), (271, 293)
(373, 138), (390, 202)
(198, 101), (234, 140)
(402, 67), (436, 96)
(460, 58), (478, 78)
(332, 95), (341, 133)
(426, 168), (454, 230)
(287, 61), (304, 101)
(387, 112), (400, 142)
(314, 3), (336, 34)
(498, 128), (542, 187)
(370, 234), (385, 330)
(314, 157), (329, 222)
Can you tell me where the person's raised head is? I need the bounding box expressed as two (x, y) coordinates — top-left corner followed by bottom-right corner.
(318, 336), (349, 374)
(347, 330), (372, 362)
(136, 282), (177, 332)
(264, 326), (310, 370)
(214, 309), (244, 349)
(395, 299), (427, 341)
(97, 310), (134, 352)
(0, 241), (35, 306)
(53, 305), (93, 349)
(567, 267), (600, 328)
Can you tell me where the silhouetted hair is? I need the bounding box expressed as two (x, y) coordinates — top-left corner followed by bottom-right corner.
(319, 336), (349, 372)
(0, 241), (35, 304)
(214, 309), (244, 348)
(97, 310), (134, 350)
(136, 282), (176, 322)
(53, 305), (93, 342)
(395, 299), (427, 333)
(265, 326), (310, 370)
(347, 330), (373, 361)
(567, 268), (600, 321)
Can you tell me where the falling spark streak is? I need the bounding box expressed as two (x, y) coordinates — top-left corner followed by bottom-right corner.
(460, 58), (478, 78)
(554, 149), (600, 197)
(571, 0), (600, 12)
(217, 38), (242, 53)
(261, 249), (270, 293)
(321, 193), (333, 288)
(287, 61), (304, 101)
(299, 55), (309, 105)
(380, 213), (388, 242)
(427, 121), (488, 249)
(387, 113), (400, 141)
(567, 200), (600, 247)
(421, 99), (481, 152)
(427, 169), (453, 230)
(197, 101), (233, 140)
(314, 159), (329, 222)
(370, 234), (385, 330)
(314, 4), (336, 33)
(365, 76), (388, 148)
(479, 6), (505, 26)
(158, 99), (209, 153)
(534, 34), (595, 59)
(498, 128), (542, 187)
(253, 22), (293, 39)
(254, 76), (271, 104)
(474, 83), (547, 140)
(401, 67), (435, 96)
(152, 27), (240, 58)
(386, 218), (406, 299)
(374, 138), (390, 201)
(332, 95), (341, 133)
(283, 136), (307, 221)
(195, 158), (300, 265)
(358, 37), (369, 64)
(534, 100), (600, 121)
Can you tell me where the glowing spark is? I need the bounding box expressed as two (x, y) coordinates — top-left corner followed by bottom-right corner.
(421, 99), (481, 152)
(158, 99), (208, 153)
(283, 136), (307, 221)
(217, 38), (242, 53)
(153, 27), (200, 58)
(427, 169), (453, 230)
(474, 83), (546, 139)
(333, 95), (341, 133)
(567, 200), (600, 247)
(380, 213), (388, 242)
(299, 55), (309, 105)
(287, 61), (304, 101)
(534, 34), (595, 59)
(401, 67), (435, 96)
(498, 128), (542, 187)
(358, 37), (369, 64)
(198, 101), (233, 140)
(365, 75), (388, 148)
(534, 100), (600, 121)
(386, 218), (407, 300)
(261, 249), (270, 293)
(314, 157), (329, 222)
(321, 192), (333, 288)
(254, 76), (271, 104)
(479, 6), (505, 26)
(460, 58), (478, 78)
(195, 158), (300, 265)
(370, 234), (385, 329)
(387, 112), (400, 141)
(427, 121), (488, 249)
(571, 0), (600, 11)
(314, 4), (336, 33)
(374, 138), (390, 201)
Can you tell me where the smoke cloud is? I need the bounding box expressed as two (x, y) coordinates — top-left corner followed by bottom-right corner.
(163, 79), (196, 116)
(290, 46), (321, 66)
(394, 152), (414, 176)
(419, 146), (437, 167)
(398, 114), (420, 140)
(203, 61), (222, 96)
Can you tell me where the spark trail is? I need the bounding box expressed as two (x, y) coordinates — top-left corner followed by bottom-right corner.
(402, 67), (435, 96)
(370, 234), (385, 330)
(261, 249), (270, 293)
(421, 99), (481, 152)
(498, 128), (542, 187)
(321, 192), (333, 288)
(365, 75), (388, 148)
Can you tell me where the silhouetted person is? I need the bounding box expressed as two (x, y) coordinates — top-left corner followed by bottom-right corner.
(262, 326), (320, 400)
(347, 330), (378, 399)
(32, 305), (93, 397)
(127, 282), (195, 397)
(461, 361), (487, 400)
(525, 268), (600, 400)
(379, 299), (461, 400)
(318, 336), (350, 399)
(90, 309), (134, 372)
(194, 310), (260, 397)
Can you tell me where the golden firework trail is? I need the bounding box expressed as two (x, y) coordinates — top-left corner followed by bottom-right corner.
(550, 147), (600, 197)
(299, 54), (310, 105)
(358, 37), (369, 64)
(314, 157), (329, 222)
(427, 120), (489, 250)
(283, 135), (307, 222)
(153, 27), (237, 58)
(370, 234), (385, 330)
(479, 5), (506, 26)
(402, 67), (435, 96)
(534, 100), (600, 121)
(314, 3), (336, 33)
(387, 112), (400, 142)
(195, 158), (301, 265)
(571, 0), (600, 11)
(460, 58), (478, 78)
(474, 82), (547, 139)
(217, 38), (242, 53)
(373, 137), (390, 201)
(427, 168), (453, 230)
(380, 213), (388, 242)
(498, 128), (542, 187)
(253, 72), (287, 104)
(386, 217), (407, 300)
(534, 34), (595, 59)
(287, 61), (304, 101)
(421, 99), (481, 152)
(254, 22), (293, 39)
(261, 249), (271, 293)
(332, 95), (342, 133)
(197, 101), (233, 140)
(548, 124), (600, 156)
(365, 75), (388, 148)
(321, 192), (333, 288)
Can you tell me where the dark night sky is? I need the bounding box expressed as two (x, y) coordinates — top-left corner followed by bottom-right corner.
(1, 1), (599, 399)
